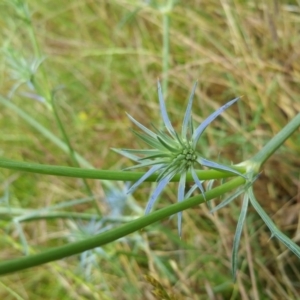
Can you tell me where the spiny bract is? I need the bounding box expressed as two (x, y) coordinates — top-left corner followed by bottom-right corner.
(113, 81), (246, 235)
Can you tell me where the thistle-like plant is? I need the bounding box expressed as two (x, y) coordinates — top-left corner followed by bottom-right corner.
(114, 81), (247, 235)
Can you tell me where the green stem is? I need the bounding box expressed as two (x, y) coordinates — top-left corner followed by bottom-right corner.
(0, 95), (92, 168)
(0, 176), (245, 276)
(250, 113), (300, 167)
(24, 1), (52, 105)
(50, 95), (99, 214)
(0, 157), (246, 182)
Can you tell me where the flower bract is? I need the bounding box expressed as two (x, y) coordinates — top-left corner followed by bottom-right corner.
(113, 81), (246, 235)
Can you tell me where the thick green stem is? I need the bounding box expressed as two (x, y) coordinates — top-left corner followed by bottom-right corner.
(0, 176), (244, 276)
(0, 157), (245, 182)
(250, 113), (300, 167)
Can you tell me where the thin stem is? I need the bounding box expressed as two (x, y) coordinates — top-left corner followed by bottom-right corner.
(0, 95), (121, 193)
(0, 95), (92, 168)
(0, 157), (246, 182)
(0, 208), (134, 223)
(250, 113), (300, 167)
(0, 176), (245, 276)
(51, 95), (100, 214)
(24, 1), (52, 105)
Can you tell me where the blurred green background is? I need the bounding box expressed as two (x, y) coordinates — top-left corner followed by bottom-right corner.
(0, 0), (300, 299)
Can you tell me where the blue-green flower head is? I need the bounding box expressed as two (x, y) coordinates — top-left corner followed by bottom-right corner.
(113, 81), (245, 235)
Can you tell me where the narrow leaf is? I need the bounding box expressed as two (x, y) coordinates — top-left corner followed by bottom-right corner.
(249, 188), (300, 260)
(126, 113), (157, 138)
(182, 82), (197, 139)
(177, 172), (186, 237)
(185, 183), (198, 199)
(157, 80), (176, 138)
(191, 167), (206, 200)
(210, 188), (245, 213)
(111, 148), (140, 162)
(132, 130), (162, 149)
(192, 97), (240, 147)
(127, 165), (162, 194)
(157, 135), (178, 152)
(232, 193), (249, 280)
(145, 173), (173, 214)
(205, 179), (215, 211)
(199, 157), (247, 179)
(210, 178), (257, 213)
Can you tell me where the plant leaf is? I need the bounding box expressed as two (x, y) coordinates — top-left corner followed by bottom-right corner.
(182, 82), (197, 139)
(249, 188), (300, 260)
(157, 80), (177, 138)
(177, 172), (186, 237)
(198, 157), (247, 179)
(232, 192), (249, 280)
(127, 165), (162, 194)
(126, 113), (157, 138)
(191, 167), (206, 200)
(192, 97), (240, 147)
(145, 173), (173, 214)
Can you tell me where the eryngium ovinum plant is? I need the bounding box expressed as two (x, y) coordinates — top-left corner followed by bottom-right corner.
(114, 81), (300, 279)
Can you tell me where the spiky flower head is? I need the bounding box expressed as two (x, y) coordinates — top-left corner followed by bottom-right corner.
(114, 81), (246, 235)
